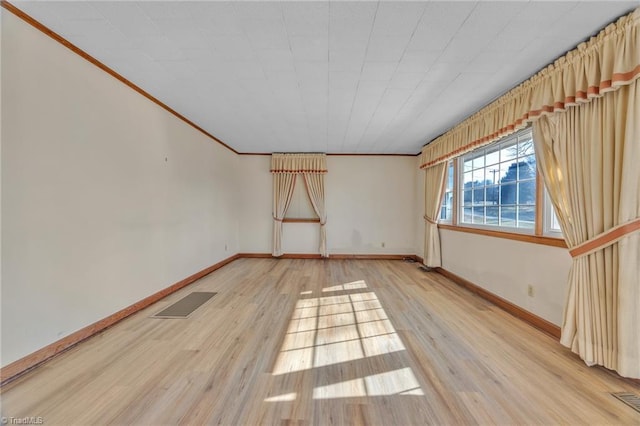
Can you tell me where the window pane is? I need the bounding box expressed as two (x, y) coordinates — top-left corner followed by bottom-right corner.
(440, 160), (454, 222)
(500, 182), (517, 205)
(463, 159), (473, 172)
(500, 143), (517, 162)
(550, 208), (562, 231)
(463, 207), (472, 223)
(472, 206), (485, 224)
(518, 156), (536, 180)
(486, 185), (499, 205)
(474, 187), (486, 204)
(518, 136), (535, 156)
(487, 167), (501, 185)
(463, 171), (473, 186)
(485, 147), (500, 166)
(473, 155), (485, 169)
(463, 189), (473, 204)
(500, 206), (516, 227)
(472, 168), (485, 186)
(517, 205), (535, 229)
(517, 181), (536, 204)
(486, 206), (499, 225)
(440, 191), (453, 221)
(498, 160), (516, 183)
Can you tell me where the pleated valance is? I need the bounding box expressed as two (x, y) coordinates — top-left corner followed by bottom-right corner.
(419, 7), (640, 169)
(271, 153), (327, 174)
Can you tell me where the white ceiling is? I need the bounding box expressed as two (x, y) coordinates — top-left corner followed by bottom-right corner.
(11, 1), (640, 154)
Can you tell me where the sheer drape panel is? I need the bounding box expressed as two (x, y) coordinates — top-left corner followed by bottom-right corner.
(303, 173), (328, 258)
(423, 163), (448, 267)
(533, 79), (640, 379)
(420, 8), (640, 169)
(272, 173), (296, 257)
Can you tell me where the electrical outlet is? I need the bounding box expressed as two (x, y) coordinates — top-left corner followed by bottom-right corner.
(527, 285), (535, 297)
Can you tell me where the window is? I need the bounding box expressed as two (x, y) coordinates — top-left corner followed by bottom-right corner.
(460, 128), (536, 231)
(285, 175), (319, 220)
(436, 126), (564, 243)
(440, 160), (454, 222)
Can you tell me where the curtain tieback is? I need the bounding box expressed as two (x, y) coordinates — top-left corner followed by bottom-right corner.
(423, 215), (438, 225)
(273, 217), (283, 222)
(569, 217), (640, 258)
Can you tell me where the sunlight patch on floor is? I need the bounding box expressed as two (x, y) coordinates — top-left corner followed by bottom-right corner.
(264, 393), (297, 402)
(313, 378), (367, 399)
(322, 280), (368, 293)
(267, 280), (423, 401)
(313, 368), (424, 399)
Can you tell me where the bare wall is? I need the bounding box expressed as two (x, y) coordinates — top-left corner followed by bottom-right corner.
(1, 12), (240, 366)
(440, 229), (572, 325)
(238, 155), (418, 255)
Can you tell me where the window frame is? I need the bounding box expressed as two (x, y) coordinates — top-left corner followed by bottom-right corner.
(458, 128), (537, 234)
(439, 160), (455, 224)
(437, 127), (566, 248)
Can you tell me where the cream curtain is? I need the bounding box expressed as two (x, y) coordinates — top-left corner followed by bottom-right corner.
(423, 163), (448, 267)
(303, 173), (328, 258)
(420, 8), (640, 169)
(272, 173), (297, 257)
(533, 79), (640, 379)
(414, 7), (640, 378)
(271, 153), (328, 257)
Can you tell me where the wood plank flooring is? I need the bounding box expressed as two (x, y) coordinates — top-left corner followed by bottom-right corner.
(1, 258), (639, 425)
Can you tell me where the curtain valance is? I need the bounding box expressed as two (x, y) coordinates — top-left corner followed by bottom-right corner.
(271, 153), (327, 174)
(419, 7), (640, 169)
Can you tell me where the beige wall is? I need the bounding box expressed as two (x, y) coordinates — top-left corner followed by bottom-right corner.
(440, 230), (572, 325)
(326, 156), (417, 255)
(1, 12), (240, 366)
(238, 155), (418, 255)
(237, 155), (272, 253)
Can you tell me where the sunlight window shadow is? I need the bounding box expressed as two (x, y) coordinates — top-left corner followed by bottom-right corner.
(313, 368), (424, 399)
(267, 281), (424, 400)
(322, 280), (368, 293)
(264, 392), (297, 402)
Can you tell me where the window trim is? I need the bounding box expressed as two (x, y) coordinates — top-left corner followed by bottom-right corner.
(282, 218), (320, 223)
(438, 223), (567, 248)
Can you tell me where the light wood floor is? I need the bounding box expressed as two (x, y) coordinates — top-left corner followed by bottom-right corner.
(1, 259), (639, 425)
